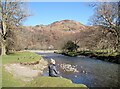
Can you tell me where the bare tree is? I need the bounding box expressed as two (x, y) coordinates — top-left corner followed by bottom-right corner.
(0, 0), (29, 55)
(89, 2), (120, 52)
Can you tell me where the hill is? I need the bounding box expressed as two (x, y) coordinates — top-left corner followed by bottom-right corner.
(47, 20), (86, 31)
(6, 20), (117, 52)
(34, 20), (86, 31)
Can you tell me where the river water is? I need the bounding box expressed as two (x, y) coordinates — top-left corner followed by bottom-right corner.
(36, 52), (119, 88)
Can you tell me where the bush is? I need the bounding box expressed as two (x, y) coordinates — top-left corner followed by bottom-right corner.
(62, 41), (79, 52)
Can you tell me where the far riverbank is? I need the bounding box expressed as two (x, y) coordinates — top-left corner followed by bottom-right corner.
(22, 50), (59, 53)
(55, 50), (120, 64)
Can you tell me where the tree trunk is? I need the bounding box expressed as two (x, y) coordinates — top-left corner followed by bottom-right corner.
(1, 41), (6, 55)
(1, 16), (7, 55)
(113, 28), (120, 53)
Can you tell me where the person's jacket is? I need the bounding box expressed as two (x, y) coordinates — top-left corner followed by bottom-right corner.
(48, 64), (59, 77)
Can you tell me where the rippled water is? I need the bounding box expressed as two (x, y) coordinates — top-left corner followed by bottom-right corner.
(36, 52), (119, 87)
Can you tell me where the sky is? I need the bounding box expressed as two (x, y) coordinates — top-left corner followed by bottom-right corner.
(23, 2), (94, 26)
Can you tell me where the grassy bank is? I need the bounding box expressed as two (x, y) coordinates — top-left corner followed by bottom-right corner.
(58, 50), (120, 64)
(26, 77), (87, 87)
(77, 50), (120, 64)
(2, 51), (87, 87)
(2, 52), (40, 64)
(2, 52), (41, 87)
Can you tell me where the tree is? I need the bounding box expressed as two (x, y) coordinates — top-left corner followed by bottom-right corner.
(62, 41), (79, 52)
(89, 2), (120, 52)
(0, 0), (29, 55)
(5, 29), (18, 54)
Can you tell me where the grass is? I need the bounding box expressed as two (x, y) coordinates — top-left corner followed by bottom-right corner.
(76, 49), (120, 57)
(0, 56), (2, 88)
(2, 69), (25, 87)
(25, 76), (87, 87)
(2, 52), (41, 64)
(2, 52), (41, 87)
(60, 49), (120, 64)
(77, 49), (120, 64)
(2, 51), (87, 87)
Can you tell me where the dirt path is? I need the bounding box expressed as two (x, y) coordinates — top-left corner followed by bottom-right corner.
(4, 60), (48, 82)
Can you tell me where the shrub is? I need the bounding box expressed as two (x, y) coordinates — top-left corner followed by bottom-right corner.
(62, 41), (79, 52)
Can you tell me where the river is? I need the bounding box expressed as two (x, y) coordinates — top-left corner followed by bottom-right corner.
(36, 52), (119, 88)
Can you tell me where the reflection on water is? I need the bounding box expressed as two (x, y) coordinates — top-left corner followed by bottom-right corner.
(36, 52), (119, 87)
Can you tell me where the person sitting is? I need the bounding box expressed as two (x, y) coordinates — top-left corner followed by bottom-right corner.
(48, 58), (60, 77)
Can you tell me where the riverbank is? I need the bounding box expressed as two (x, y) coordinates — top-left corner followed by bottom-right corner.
(2, 51), (87, 87)
(78, 50), (120, 64)
(2, 52), (47, 87)
(22, 50), (59, 53)
(55, 50), (120, 64)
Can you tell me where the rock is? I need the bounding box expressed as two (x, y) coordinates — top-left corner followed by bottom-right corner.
(75, 75), (77, 77)
(82, 70), (85, 73)
(74, 69), (79, 73)
(73, 65), (76, 68)
(60, 63), (79, 72)
(82, 70), (87, 74)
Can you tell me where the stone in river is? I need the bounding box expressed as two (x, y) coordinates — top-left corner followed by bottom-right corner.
(82, 70), (85, 73)
(75, 75), (77, 77)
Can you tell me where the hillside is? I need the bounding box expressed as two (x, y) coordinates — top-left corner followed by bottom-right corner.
(47, 20), (86, 31)
(34, 20), (86, 31)
(6, 20), (117, 51)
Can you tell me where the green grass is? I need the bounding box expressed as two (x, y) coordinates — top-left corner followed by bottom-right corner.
(77, 49), (120, 63)
(2, 51), (87, 87)
(93, 49), (119, 57)
(77, 49), (120, 57)
(0, 56), (2, 88)
(2, 52), (41, 87)
(25, 76), (87, 87)
(2, 69), (25, 87)
(2, 52), (41, 64)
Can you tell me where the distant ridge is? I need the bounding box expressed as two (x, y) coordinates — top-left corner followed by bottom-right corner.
(35, 20), (86, 31)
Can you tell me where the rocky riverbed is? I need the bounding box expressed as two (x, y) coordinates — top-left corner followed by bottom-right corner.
(59, 63), (79, 73)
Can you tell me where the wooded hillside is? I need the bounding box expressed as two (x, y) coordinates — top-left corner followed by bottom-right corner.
(6, 20), (119, 52)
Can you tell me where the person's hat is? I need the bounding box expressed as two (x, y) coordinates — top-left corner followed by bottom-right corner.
(50, 58), (55, 64)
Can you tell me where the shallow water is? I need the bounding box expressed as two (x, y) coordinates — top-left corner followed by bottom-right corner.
(36, 52), (119, 87)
